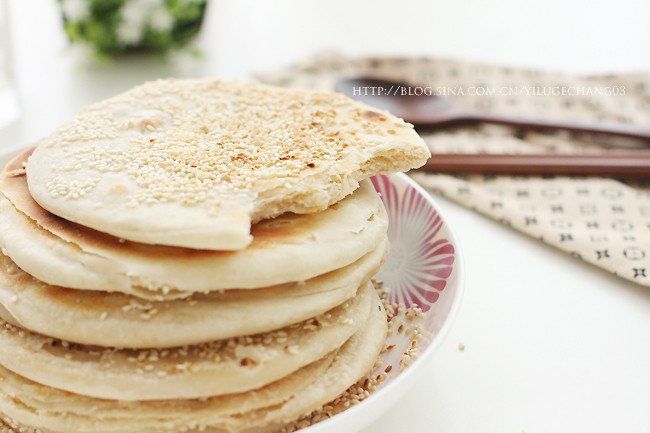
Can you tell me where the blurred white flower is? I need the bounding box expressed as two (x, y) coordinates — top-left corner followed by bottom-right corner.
(149, 8), (173, 32)
(137, 0), (164, 7)
(61, 0), (90, 21)
(121, 0), (148, 27)
(116, 21), (142, 45)
(121, 0), (173, 36)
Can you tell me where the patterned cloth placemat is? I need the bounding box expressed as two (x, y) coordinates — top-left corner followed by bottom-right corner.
(259, 52), (650, 287)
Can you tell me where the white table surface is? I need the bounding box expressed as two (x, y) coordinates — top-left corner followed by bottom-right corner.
(3, 1), (650, 433)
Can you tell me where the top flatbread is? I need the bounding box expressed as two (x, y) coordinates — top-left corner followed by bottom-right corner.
(26, 79), (429, 250)
(1, 149), (388, 298)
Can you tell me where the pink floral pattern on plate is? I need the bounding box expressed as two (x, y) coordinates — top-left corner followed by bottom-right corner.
(371, 174), (455, 312)
(301, 173), (463, 433)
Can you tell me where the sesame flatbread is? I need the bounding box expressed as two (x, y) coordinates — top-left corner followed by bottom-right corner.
(0, 239), (386, 348)
(0, 352), (335, 433)
(0, 281), (373, 401)
(0, 289), (387, 433)
(25, 79), (429, 250)
(0, 149), (388, 298)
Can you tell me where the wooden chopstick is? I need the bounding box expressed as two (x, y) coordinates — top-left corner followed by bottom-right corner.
(419, 151), (650, 178)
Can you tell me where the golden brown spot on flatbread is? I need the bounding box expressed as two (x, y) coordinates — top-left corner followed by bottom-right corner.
(249, 213), (318, 248)
(361, 110), (387, 122)
(109, 183), (129, 194)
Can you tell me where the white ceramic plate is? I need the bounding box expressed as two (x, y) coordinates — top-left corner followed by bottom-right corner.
(301, 173), (465, 433)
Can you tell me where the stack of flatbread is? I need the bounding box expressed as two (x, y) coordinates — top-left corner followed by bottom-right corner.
(0, 79), (429, 433)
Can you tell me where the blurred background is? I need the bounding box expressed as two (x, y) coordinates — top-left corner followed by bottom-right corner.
(1, 0), (649, 147)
